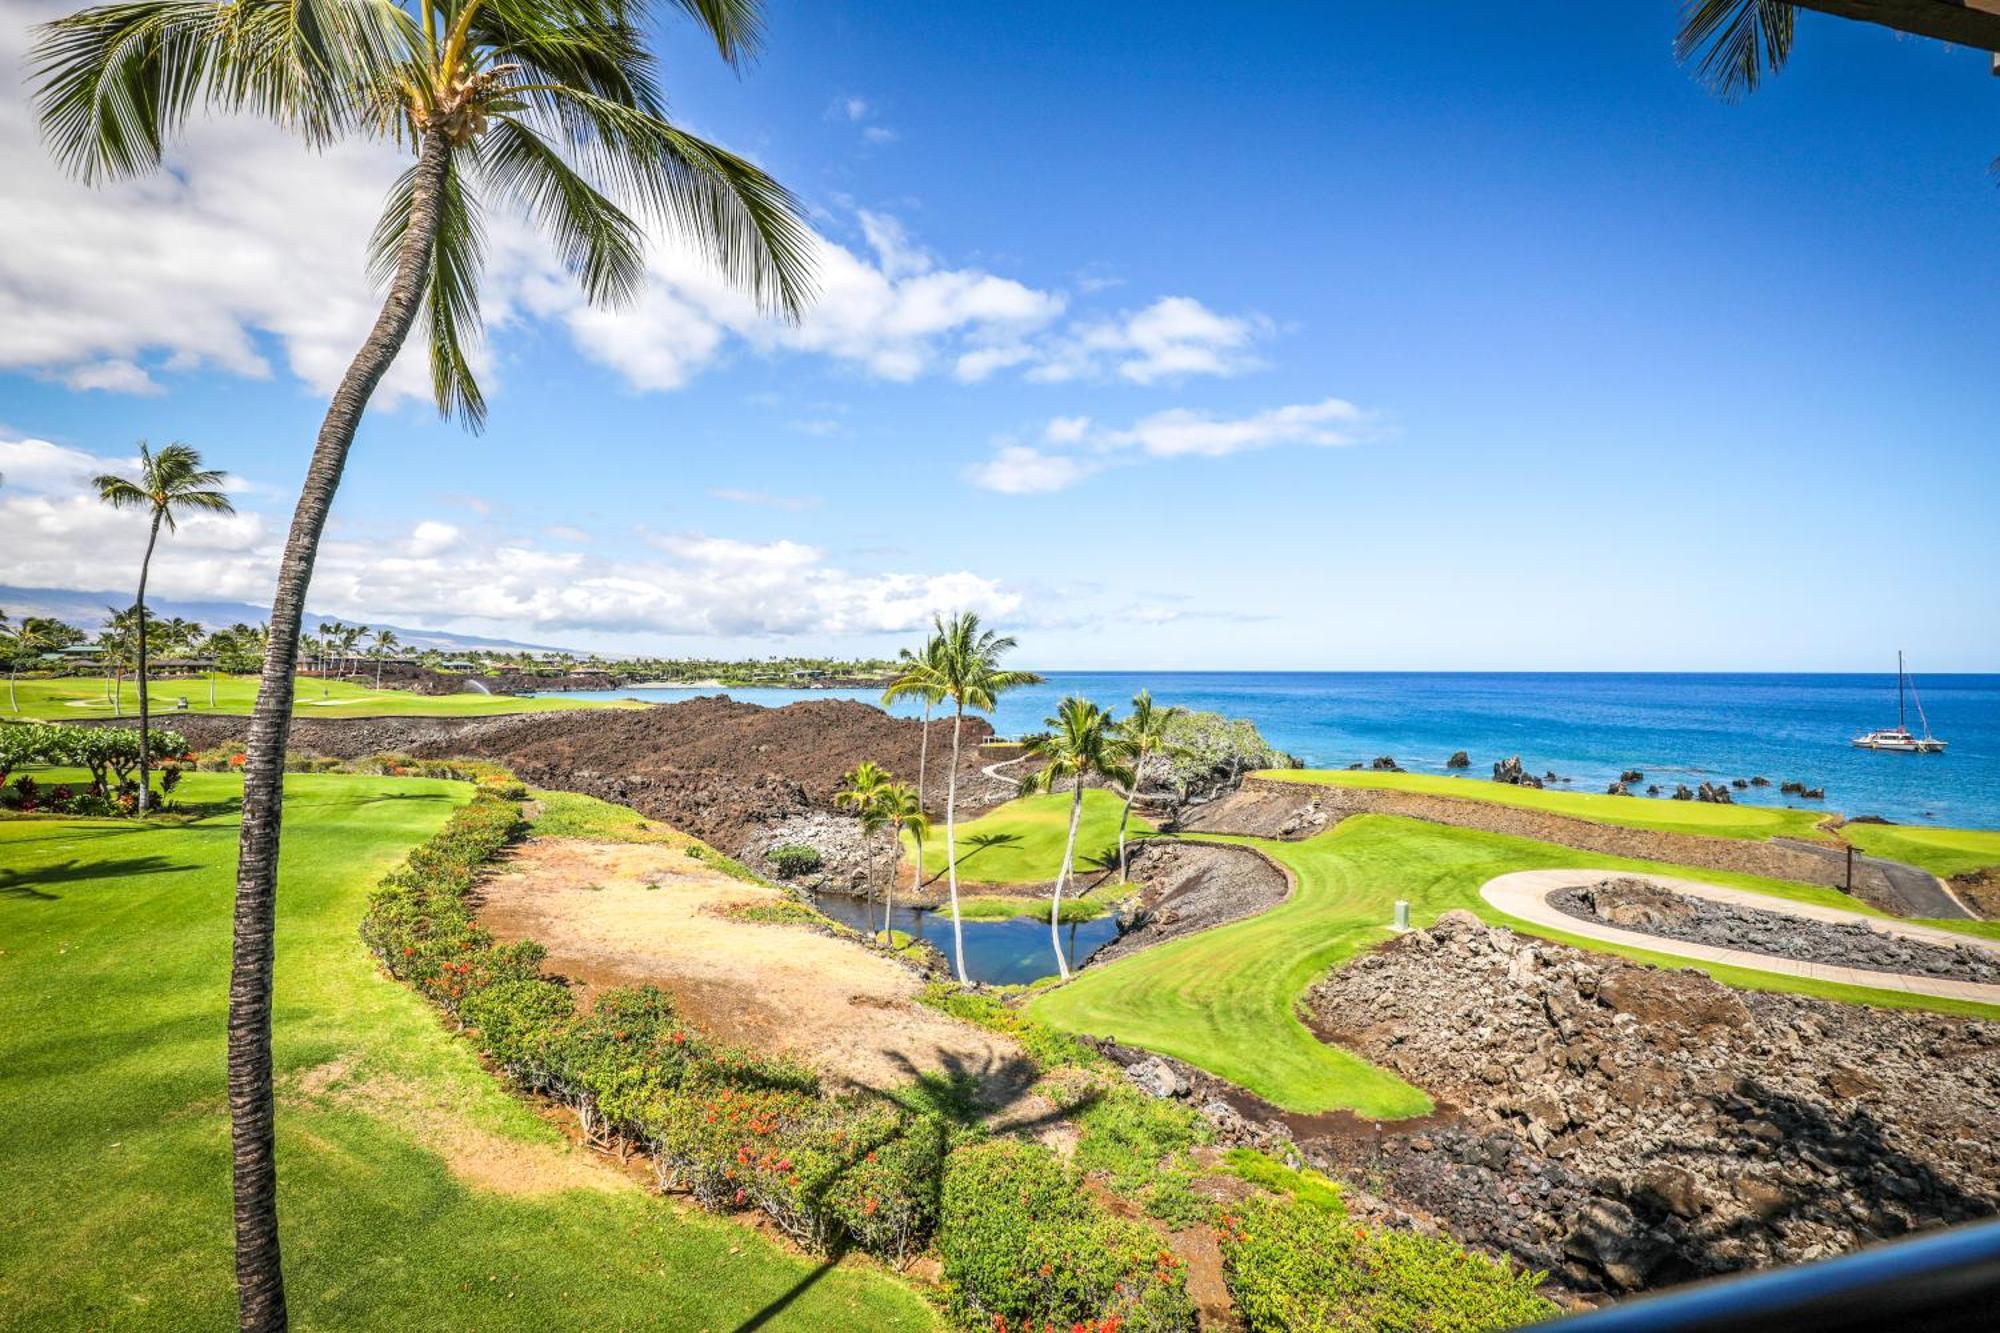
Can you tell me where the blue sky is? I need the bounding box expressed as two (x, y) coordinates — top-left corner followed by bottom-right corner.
(3, 1), (1997, 669)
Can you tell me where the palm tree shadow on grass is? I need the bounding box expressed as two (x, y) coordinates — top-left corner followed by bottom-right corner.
(1, 854), (197, 899)
(918, 831), (1023, 887)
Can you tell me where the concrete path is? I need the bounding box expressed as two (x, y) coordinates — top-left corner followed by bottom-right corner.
(1479, 868), (2000, 1007)
(1769, 837), (1974, 919)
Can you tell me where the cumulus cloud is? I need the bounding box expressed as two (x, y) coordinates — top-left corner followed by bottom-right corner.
(1025, 296), (1271, 385)
(0, 434), (1018, 640)
(965, 397), (1373, 494)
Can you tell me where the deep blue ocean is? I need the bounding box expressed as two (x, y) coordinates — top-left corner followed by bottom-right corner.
(560, 672), (2000, 829)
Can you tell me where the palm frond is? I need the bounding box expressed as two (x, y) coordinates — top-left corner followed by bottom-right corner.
(664, 0), (765, 68)
(92, 473), (147, 507)
(1676, 0), (1795, 99)
(484, 116), (644, 305)
(522, 89), (814, 318)
(32, 0), (417, 180)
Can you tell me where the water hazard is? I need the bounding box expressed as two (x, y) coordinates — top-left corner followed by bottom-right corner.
(809, 892), (1121, 987)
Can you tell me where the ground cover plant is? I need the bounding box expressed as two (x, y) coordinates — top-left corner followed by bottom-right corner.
(1028, 816), (2000, 1115)
(905, 789), (1152, 885)
(2, 673), (636, 720)
(1260, 768), (1831, 841)
(0, 770), (929, 1328)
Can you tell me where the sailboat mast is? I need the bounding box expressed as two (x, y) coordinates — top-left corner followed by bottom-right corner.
(1897, 650), (1906, 731)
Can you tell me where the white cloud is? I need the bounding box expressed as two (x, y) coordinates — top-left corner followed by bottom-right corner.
(1116, 398), (1366, 457)
(1031, 296), (1270, 384)
(61, 359), (163, 395)
(708, 487), (822, 512)
(834, 96), (870, 122)
(964, 445), (1104, 495)
(1044, 415), (1092, 444)
(0, 434), (1019, 640)
(408, 521), (462, 556)
(964, 397), (1373, 493)
(862, 126), (899, 145)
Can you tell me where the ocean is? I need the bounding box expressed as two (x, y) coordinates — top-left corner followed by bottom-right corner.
(557, 672), (2000, 829)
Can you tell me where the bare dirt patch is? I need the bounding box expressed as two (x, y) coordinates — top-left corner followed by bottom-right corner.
(475, 837), (1026, 1099)
(288, 1057), (629, 1197)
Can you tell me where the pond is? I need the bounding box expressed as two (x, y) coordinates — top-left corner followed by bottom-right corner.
(809, 892), (1122, 987)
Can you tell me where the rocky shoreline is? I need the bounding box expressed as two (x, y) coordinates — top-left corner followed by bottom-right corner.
(1550, 877), (2000, 984)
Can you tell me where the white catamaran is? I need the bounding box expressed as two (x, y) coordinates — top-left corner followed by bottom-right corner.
(1852, 651), (1947, 754)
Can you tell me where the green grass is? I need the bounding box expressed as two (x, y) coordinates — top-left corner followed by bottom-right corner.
(904, 790), (1152, 885)
(0, 772), (932, 1330)
(527, 788), (765, 883)
(1026, 816), (2000, 1117)
(2, 673), (638, 721)
(1840, 822), (2000, 879)
(1258, 768), (1833, 842)
(954, 892), (1124, 923)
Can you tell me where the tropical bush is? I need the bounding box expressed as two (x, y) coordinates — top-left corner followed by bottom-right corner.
(1158, 710), (1294, 794)
(0, 722), (188, 812)
(1216, 1196), (1556, 1332)
(939, 1138), (1197, 1331)
(1072, 1079), (1214, 1228)
(765, 843), (823, 878)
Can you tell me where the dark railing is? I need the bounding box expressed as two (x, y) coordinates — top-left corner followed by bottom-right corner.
(1544, 1217), (2000, 1332)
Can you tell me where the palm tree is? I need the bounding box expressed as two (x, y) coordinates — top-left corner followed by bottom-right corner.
(34, 3), (812, 1322)
(1018, 696), (1131, 982)
(94, 443), (234, 811)
(873, 782), (927, 939)
(342, 624), (368, 677)
(371, 628), (400, 688)
(895, 612), (1043, 984)
(835, 760), (892, 817)
(881, 632), (947, 883)
(1109, 690), (1184, 883)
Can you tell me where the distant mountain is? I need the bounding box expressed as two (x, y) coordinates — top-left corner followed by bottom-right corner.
(0, 585), (576, 654)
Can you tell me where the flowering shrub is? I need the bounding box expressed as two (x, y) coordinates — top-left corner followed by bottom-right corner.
(940, 1139), (1197, 1331)
(1216, 1196), (1555, 1332)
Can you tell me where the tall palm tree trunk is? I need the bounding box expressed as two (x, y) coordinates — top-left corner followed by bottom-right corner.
(1050, 777), (1084, 981)
(915, 700), (930, 882)
(1115, 749), (1142, 883)
(134, 510), (162, 812)
(945, 703), (967, 984)
(227, 127), (450, 1333)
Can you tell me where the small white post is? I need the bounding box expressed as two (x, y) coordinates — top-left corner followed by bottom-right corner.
(1392, 899), (1411, 932)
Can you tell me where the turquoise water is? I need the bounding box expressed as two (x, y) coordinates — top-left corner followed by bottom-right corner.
(559, 672), (2000, 829)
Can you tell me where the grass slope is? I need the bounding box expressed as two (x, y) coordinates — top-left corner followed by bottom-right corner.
(904, 789), (1151, 885)
(2, 674), (636, 721)
(0, 773), (930, 1330)
(1026, 816), (2000, 1117)
(1840, 822), (2000, 879)
(1258, 768), (1831, 841)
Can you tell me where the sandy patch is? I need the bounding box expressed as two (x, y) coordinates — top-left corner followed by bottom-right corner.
(290, 1056), (630, 1197)
(476, 838), (1027, 1099)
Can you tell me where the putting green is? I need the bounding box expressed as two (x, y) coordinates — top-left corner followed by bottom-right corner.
(1839, 822), (2000, 880)
(904, 789), (1151, 885)
(1257, 768), (1831, 842)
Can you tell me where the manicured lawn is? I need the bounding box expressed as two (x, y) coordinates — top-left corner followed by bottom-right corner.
(1840, 822), (2000, 879)
(1257, 768), (1832, 842)
(904, 789), (1153, 885)
(0, 773), (932, 1330)
(1027, 816), (2000, 1118)
(2, 673), (638, 721)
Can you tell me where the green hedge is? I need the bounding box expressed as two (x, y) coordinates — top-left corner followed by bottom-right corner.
(1217, 1196), (1556, 1332)
(361, 792), (950, 1263)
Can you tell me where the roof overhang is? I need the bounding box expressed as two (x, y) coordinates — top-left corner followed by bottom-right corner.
(1795, 0), (2000, 53)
